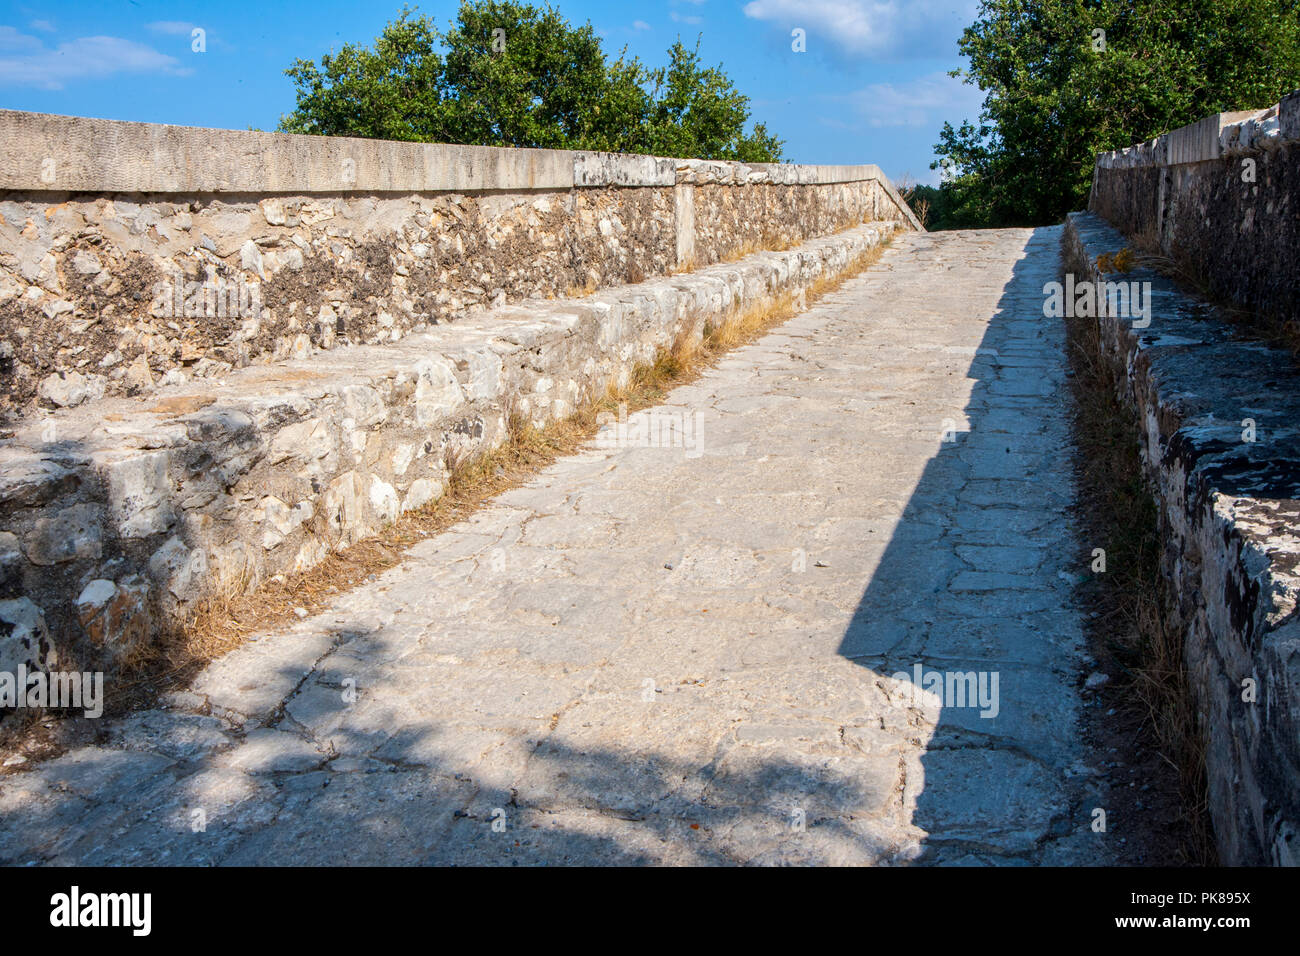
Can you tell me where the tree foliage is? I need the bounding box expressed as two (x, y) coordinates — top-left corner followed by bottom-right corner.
(933, 0), (1300, 227)
(279, 2), (783, 162)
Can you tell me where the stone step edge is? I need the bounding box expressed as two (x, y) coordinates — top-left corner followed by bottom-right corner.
(0, 219), (898, 670)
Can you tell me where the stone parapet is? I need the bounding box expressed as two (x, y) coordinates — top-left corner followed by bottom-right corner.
(0, 111), (918, 422)
(1088, 90), (1300, 330)
(1064, 211), (1300, 866)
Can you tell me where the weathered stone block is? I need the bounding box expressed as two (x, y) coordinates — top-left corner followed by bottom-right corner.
(0, 597), (54, 673)
(38, 370), (105, 409)
(341, 386), (387, 429)
(99, 449), (176, 539)
(76, 576), (150, 655)
(0, 458), (79, 512)
(413, 358), (463, 426)
(148, 536), (207, 603)
(23, 503), (103, 565)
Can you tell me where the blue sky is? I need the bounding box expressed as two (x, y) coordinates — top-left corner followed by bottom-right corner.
(0, 0), (986, 185)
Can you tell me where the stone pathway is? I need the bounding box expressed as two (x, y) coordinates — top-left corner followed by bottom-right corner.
(0, 226), (1111, 865)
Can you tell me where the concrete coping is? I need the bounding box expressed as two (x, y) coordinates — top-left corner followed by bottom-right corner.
(0, 109), (896, 195)
(1095, 89), (1300, 169)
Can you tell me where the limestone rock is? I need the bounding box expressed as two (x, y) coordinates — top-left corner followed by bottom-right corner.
(401, 477), (440, 513)
(100, 449), (176, 539)
(41, 295), (74, 319)
(368, 477), (399, 526)
(258, 496), (312, 550)
(341, 385), (387, 429)
(414, 357), (463, 426)
(0, 531), (20, 567)
(0, 458), (78, 509)
(240, 239), (264, 279)
(71, 249), (102, 275)
(259, 198), (287, 226)
(0, 597), (55, 674)
(124, 355), (154, 391)
(268, 418), (335, 467)
(320, 470), (400, 548)
(23, 503), (103, 565)
(38, 370), (105, 408)
(148, 536), (207, 603)
(293, 537), (329, 574)
(75, 575), (151, 654)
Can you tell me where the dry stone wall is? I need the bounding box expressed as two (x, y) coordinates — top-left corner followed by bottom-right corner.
(1086, 94), (1300, 864)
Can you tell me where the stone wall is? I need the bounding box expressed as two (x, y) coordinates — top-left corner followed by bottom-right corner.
(0, 110), (918, 423)
(1089, 91), (1300, 328)
(1064, 212), (1300, 867)
(0, 108), (913, 685)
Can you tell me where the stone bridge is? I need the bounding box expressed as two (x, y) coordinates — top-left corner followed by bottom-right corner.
(0, 101), (1297, 866)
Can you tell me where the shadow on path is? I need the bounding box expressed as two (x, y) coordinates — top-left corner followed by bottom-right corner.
(836, 226), (1100, 865)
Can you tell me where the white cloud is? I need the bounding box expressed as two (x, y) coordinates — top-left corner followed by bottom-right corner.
(0, 27), (189, 90)
(632, 20), (651, 31)
(146, 21), (199, 36)
(670, 12), (703, 25)
(743, 0), (979, 59)
(29, 20), (55, 33)
(0, 26), (42, 54)
(838, 71), (984, 129)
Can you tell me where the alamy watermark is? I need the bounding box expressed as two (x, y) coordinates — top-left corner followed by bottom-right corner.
(150, 268), (262, 320)
(1043, 273), (1151, 328)
(1, 667), (104, 718)
(889, 664), (1000, 718)
(594, 403), (704, 458)
(50, 886), (150, 936)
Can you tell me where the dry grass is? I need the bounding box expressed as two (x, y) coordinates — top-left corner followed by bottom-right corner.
(561, 278), (600, 299)
(1065, 309), (1217, 865)
(1095, 248), (1136, 274)
(111, 236), (893, 713)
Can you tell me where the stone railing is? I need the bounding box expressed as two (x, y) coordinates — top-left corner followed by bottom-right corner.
(1086, 96), (1300, 864)
(1089, 90), (1300, 327)
(0, 109), (914, 679)
(0, 109), (918, 420)
(1064, 210), (1300, 866)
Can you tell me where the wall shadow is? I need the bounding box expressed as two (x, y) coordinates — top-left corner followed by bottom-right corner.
(835, 225), (1096, 864)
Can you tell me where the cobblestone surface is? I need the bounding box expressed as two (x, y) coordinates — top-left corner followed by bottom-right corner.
(0, 226), (1112, 865)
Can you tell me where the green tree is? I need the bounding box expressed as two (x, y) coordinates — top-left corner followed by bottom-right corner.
(279, 10), (449, 142)
(279, 2), (783, 162)
(435, 1), (645, 150)
(903, 181), (992, 231)
(639, 40), (784, 161)
(933, 0), (1300, 227)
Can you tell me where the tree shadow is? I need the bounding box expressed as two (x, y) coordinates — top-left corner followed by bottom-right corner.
(0, 621), (907, 866)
